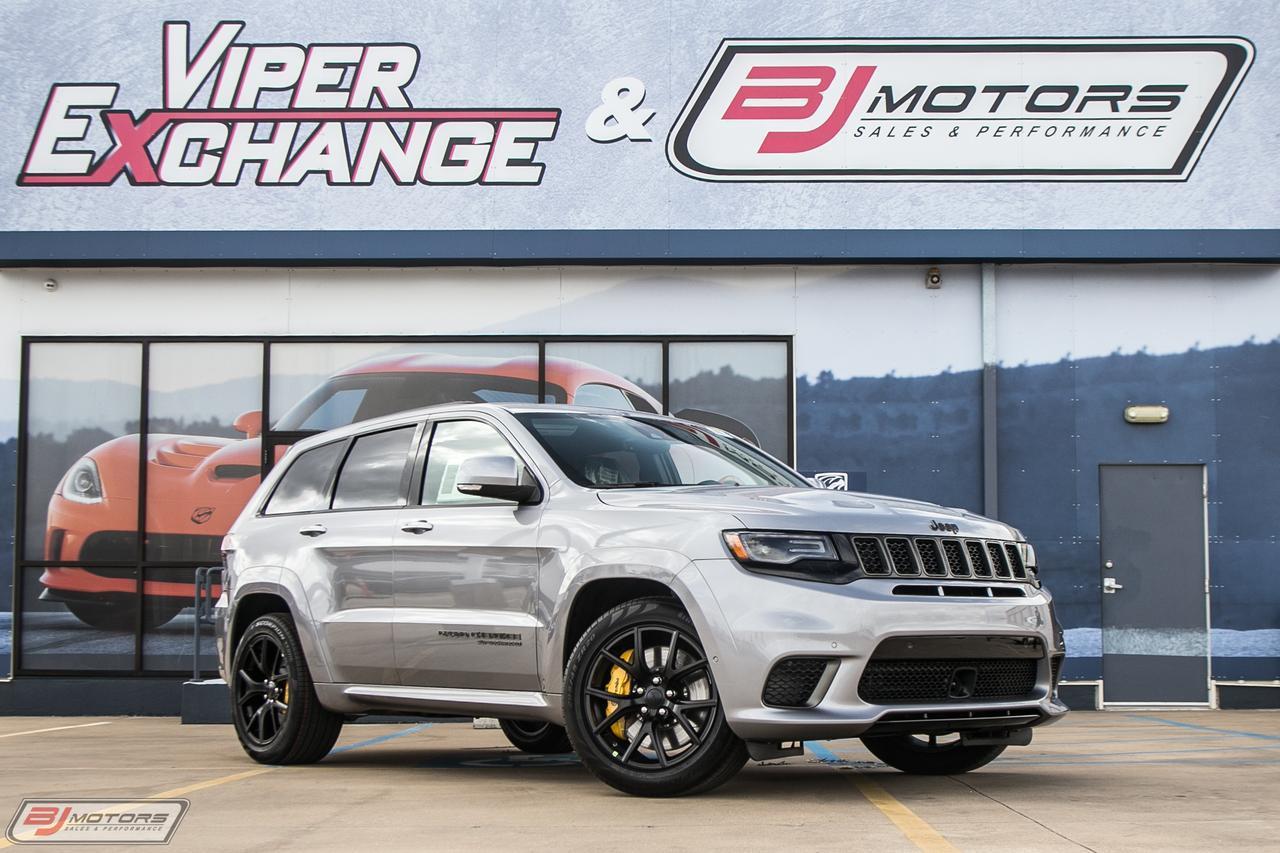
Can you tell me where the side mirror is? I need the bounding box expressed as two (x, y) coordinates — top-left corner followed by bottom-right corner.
(672, 408), (761, 446)
(234, 410), (263, 439)
(456, 455), (541, 504)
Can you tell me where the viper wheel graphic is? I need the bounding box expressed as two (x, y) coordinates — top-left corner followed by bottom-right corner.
(231, 614), (342, 764)
(861, 733), (1006, 774)
(564, 597), (746, 796)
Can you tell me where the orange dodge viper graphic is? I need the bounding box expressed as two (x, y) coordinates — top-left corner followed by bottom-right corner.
(41, 354), (663, 629)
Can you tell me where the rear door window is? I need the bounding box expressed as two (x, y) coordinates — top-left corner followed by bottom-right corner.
(332, 425), (418, 509)
(263, 440), (347, 515)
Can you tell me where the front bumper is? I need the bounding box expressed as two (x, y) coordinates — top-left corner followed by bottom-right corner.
(680, 559), (1067, 742)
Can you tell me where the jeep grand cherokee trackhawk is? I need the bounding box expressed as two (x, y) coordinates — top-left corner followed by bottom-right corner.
(217, 404), (1066, 796)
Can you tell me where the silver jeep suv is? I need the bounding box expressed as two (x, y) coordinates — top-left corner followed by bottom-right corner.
(217, 403), (1066, 796)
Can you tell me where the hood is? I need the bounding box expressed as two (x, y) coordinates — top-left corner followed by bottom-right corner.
(148, 434), (261, 483)
(596, 486), (1017, 540)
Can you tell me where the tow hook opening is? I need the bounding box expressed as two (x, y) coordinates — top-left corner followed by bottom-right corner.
(959, 726), (1033, 747)
(746, 741), (805, 761)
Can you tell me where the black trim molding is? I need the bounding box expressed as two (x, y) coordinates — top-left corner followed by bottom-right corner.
(0, 229), (1277, 265)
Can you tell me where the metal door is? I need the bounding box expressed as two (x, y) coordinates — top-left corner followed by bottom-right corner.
(392, 418), (543, 690)
(1099, 464), (1209, 705)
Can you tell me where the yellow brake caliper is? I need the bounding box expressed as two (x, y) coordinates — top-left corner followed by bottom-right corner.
(604, 649), (634, 739)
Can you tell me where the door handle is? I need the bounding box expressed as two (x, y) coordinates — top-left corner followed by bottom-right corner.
(1103, 577), (1123, 594)
(400, 520), (434, 534)
(298, 524), (328, 537)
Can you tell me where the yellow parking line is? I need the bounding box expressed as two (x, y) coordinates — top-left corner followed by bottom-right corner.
(809, 743), (958, 852)
(0, 721), (112, 739)
(852, 776), (960, 853)
(148, 767), (275, 799)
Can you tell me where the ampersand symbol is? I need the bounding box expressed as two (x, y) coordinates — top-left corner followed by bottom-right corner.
(585, 76), (656, 143)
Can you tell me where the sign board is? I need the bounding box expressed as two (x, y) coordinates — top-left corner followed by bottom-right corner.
(0, 2), (1275, 262)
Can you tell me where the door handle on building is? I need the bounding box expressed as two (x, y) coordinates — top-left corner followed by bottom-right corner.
(400, 520), (434, 534)
(1103, 577), (1123, 594)
(298, 524), (328, 537)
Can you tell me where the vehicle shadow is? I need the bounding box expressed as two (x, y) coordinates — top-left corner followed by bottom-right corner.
(312, 745), (1054, 801)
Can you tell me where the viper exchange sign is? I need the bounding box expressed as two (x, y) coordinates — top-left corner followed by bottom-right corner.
(667, 38), (1253, 181)
(17, 21), (559, 187)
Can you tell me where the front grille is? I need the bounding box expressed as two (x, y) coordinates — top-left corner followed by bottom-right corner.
(966, 540), (993, 577)
(762, 658), (831, 707)
(859, 657), (1039, 704)
(941, 539), (970, 576)
(147, 534), (222, 563)
(884, 538), (919, 575)
(852, 538), (890, 575)
(1004, 543), (1028, 579)
(80, 531), (221, 564)
(849, 534), (1034, 583)
(1051, 655), (1064, 690)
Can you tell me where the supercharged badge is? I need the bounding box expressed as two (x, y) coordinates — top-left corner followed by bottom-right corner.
(667, 37), (1253, 181)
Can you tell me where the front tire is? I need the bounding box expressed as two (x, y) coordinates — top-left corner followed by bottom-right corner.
(861, 733), (1005, 774)
(563, 597), (747, 797)
(231, 614), (342, 765)
(498, 719), (573, 754)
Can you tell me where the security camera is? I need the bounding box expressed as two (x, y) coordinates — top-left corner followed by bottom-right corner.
(925, 267), (942, 289)
(43, 278), (58, 292)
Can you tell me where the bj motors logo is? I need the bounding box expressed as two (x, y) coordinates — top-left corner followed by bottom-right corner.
(6, 799), (188, 844)
(667, 38), (1253, 181)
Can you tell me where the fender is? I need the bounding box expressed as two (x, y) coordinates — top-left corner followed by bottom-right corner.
(540, 547), (722, 695)
(229, 564), (335, 684)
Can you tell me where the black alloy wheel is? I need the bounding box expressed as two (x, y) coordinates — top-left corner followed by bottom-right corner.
(236, 632), (291, 747)
(564, 597), (747, 796)
(230, 614), (342, 764)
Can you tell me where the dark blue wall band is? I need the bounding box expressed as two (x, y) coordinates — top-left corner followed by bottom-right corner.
(0, 229), (1277, 265)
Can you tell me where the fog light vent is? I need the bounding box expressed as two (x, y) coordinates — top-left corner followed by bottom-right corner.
(762, 658), (832, 707)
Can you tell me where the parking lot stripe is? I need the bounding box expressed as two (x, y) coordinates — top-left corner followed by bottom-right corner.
(1127, 714), (1280, 741)
(0, 721), (112, 739)
(807, 742), (958, 852)
(149, 767), (275, 799)
(329, 722), (432, 754)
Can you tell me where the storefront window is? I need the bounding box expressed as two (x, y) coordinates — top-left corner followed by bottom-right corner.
(668, 341), (790, 460)
(24, 343), (143, 562)
(143, 343), (263, 670)
(544, 342), (663, 412)
(15, 336), (791, 675)
(269, 342), (540, 429)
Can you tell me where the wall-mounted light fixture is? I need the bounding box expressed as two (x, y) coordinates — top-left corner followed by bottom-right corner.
(1124, 404), (1169, 424)
(925, 267), (942, 289)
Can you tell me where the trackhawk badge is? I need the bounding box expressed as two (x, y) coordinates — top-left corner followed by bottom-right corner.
(191, 507), (215, 525)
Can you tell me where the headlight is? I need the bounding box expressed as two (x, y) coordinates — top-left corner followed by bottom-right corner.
(60, 457), (104, 504)
(722, 530), (856, 583)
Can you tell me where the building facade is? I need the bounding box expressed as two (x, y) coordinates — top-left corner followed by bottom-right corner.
(1, 1), (1277, 709)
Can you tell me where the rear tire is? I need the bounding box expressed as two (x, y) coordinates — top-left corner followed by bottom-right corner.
(230, 614), (342, 765)
(563, 597), (747, 797)
(498, 719), (573, 754)
(861, 734), (1005, 774)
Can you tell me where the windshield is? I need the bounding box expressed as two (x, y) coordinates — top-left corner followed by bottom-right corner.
(276, 373), (567, 431)
(514, 412), (809, 489)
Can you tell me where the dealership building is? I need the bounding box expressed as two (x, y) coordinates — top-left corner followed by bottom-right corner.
(0, 2), (1277, 713)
